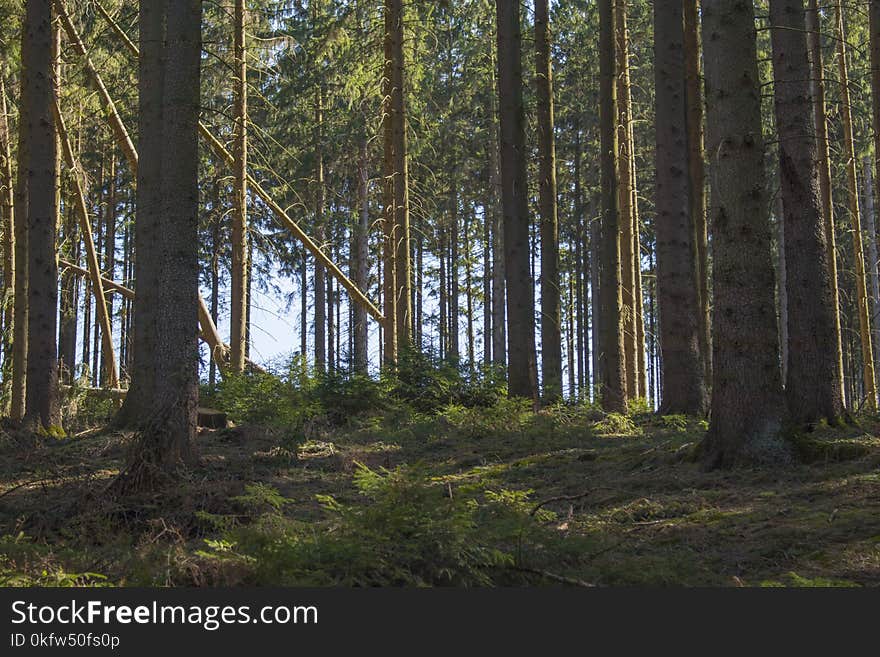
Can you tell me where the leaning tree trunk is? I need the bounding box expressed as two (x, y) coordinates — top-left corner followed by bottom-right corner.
(597, 0), (626, 412)
(496, 0), (538, 402)
(770, 0), (844, 425)
(701, 0), (789, 468)
(653, 0), (706, 415)
(535, 0), (561, 402)
(23, 0), (60, 432)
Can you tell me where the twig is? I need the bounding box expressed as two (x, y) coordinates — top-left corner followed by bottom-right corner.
(530, 490), (593, 516)
(0, 478), (51, 500)
(515, 566), (596, 588)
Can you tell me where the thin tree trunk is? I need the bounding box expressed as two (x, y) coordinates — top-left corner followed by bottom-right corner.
(835, 0), (877, 410)
(535, 0), (562, 401)
(0, 78), (14, 376)
(598, 0), (626, 412)
(806, 0), (846, 405)
(684, 0), (711, 384)
(230, 0), (248, 374)
(382, 1), (397, 366)
(489, 49), (505, 369)
(389, 0), (411, 350)
(353, 138), (369, 374)
(616, 0), (636, 400)
(863, 157), (880, 382)
(314, 84), (326, 373)
(101, 154), (117, 387)
(776, 194), (788, 385)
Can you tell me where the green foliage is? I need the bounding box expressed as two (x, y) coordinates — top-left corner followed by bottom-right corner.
(594, 413), (641, 437)
(200, 465), (557, 586)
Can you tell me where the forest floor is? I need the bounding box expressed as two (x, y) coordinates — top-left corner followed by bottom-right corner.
(2, 392), (880, 587)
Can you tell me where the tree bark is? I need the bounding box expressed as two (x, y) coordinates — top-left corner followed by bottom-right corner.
(653, 0), (706, 415)
(23, 0), (61, 431)
(835, 0), (877, 410)
(597, 0), (626, 412)
(1, 78), (16, 380)
(770, 0), (845, 424)
(353, 138), (369, 374)
(496, 0), (538, 402)
(806, 0), (845, 404)
(230, 0), (248, 374)
(684, 0), (711, 385)
(116, 0), (202, 483)
(701, 0), (788, 467)
(535, 0), (561, 401)
(863, 157), (880, 383)
(616, 0), (637, 401)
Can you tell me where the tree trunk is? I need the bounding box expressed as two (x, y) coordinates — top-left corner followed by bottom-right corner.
(806, 0), (846, 405)
(23, 0), (61, 431)
(835, 0), (877, 410)
(701, 0), (788, 467)
(863, 157), (880, 382)
(0, 78), (14, 376)
(101, 154), (117, 387)
(684, 0), (711, 384)
(776, 195), (788, 385)
(535, 0), (561, 401)
(489, 49), (506, 369)
(116, 0), (202, 483)
(616, 0), (636, 401)
(496, 0), (538, 403)
(11, 20), (31, 422)
(314, 84), (326, 373)
(353, 138), (369, 374)
(382, 1), (397, 367)
(389, 0), (411, 350)
(230, 0), (248, 374)
(770, 0), (845, 424)
(653, 0), (706, 415)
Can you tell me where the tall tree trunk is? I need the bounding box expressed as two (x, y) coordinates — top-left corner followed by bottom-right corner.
(616, 0), (636, 400)
(590, 208), (601, 400)
(0, 78), (14, 376)
(23, 0), (60, 431)
(58, 177), (78, 383)
(314, 84), (326, 373)
(489, 50), (505, 369)
(597, 0), (626, 412)
(389, 0), (411, 351)
(701, 0), (788, 467)
(535, 0), (561, 401)
(353, 138), (369, 374)
(101, 154), (117, 387)
(230, 0), (248, 374)
(684, 0), (711, 384)
(863, 157), (880, 382)
(11, 20), (31, 421)
(496, 0), (538, 402)
(835, 0), (877, 410)
(573, 120), (585, 396)
(807, 0), (845, 404)
(382, 1), (397, 367)
(770, 0), (845, 424)
(300, 248), (308, 363)
(116, 0), (202, 482)
(654, 0), (706, 415)
(776, 195), (788, 385)
(209, 179), (220, 387)
(449, 189), (460, 361)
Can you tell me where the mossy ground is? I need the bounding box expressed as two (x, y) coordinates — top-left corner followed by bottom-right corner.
(2, 397), (880, 587)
